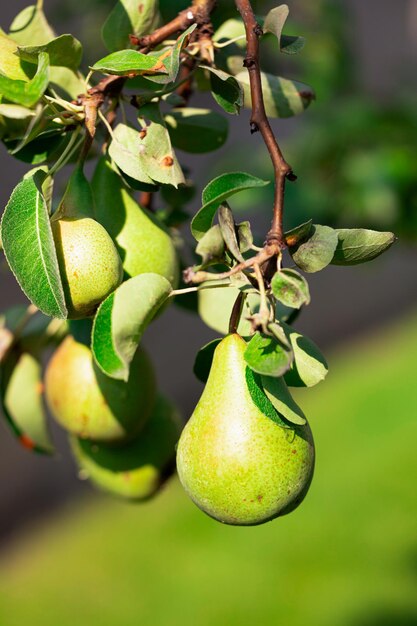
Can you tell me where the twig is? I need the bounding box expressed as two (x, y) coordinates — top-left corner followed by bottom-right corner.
(235, 0), (294, 248)
(184, 245), (275, 284)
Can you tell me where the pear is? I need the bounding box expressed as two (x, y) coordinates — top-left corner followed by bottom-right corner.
(92, 157), (179, 286)
(70, 395), (183, 500)
(45, 335), (156, 443)
(176, 334), (315, 526)
(52, 217), (123, 319)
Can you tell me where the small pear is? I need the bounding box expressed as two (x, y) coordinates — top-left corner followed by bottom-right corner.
(70, 395), (183, 500)
(92, 158), (179, 286)
(177, 334), (315, 526)
(45, 336), (155, 443)
(52, 217), (123, 319)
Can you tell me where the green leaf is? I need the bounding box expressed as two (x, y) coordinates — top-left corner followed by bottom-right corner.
(0, 104), (35, 119)
(0, 30), (32, 80)
(92, 273), (172, 381)
(198, 286), (254, 336)
(195, 225), (226, 266)
(218, 202), (244, 262)
(205, 66), (244, 115)
(284, 219), (313, 247)
(9, 5), (55, 45)
(109, 123), (153, 185)
(1, 351), (53, 454)
(193, 338), (222, 383)
(0, 51), (49, 107)
(263, 5), (305, 55)
(271, 269), (310, 309)
(331, 229), (396, 266)
(191, 171), (269, 240)
(245, 367), (287, 426)
(244, 332), (293, 377)
(49, 66), (85, 99)
(52, 165), (94, 221)
(283, 324), (328, 388)
(261, 374), (306, 425)
(1, 169), (67, 318)
(165, 108), (228, 153)
(213, 19), (246, 48)
(91, 49), (167, 76)
(235, 71), (314, 118)
(145, 24), (197, 84)
(290, 224), (338, 273)
(102, 0), (159, 53)
(18, 34), (82, 70)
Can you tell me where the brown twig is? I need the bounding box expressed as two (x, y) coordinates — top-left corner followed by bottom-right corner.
(235, 0), (294, 249)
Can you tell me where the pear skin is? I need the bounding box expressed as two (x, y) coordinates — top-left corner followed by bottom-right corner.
(70, 395), (183, 500)
(45, 336), (155, 443)
(177, 334), (315, 526)
(52, 217), (123, 319)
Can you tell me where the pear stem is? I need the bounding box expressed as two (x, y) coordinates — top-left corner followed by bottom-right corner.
(228, 291), (245, 334)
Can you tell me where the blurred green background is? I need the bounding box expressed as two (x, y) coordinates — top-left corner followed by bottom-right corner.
(0, 1), (416, 624)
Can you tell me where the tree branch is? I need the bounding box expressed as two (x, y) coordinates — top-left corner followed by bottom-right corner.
(235, 0), (294, 249)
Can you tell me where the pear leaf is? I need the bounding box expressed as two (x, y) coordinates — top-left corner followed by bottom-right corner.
(102, 0), (159, 53)
(0, 170), (67, 319)
(284, 219), (313, 247)
(91, 49), (168, 76)
(191, 171), (269, 240)
(196, 225), (226, 266)
(198, 286), (254, 336)
(331, 228), (396, 265)
(145, 24), (197, 84)
(165, 108), (229, 153)
(52, 166), (94, 221)
(218, 202), (245, 262)
(18, 34), (82, 70)
(109, 123), (154, 185)
(283, 323), (328, 388)
(261, 374), (306, 426)
(1, 351), (54, 454)
(92, 273), (172, 381)
(271, 269), (310, 309)
(245, 367), (287, 427)
(244, 332), (293, 377)
(0, 51), (49, 107)
(235, 71), (314, 118)
(290, 224), (338, 273)
(213, 19), (246, 47)
(193, 338), (222, 383)
(202, 66), (244, 115)
(9, 5), (55, 45)
(263, 5), (305, 55)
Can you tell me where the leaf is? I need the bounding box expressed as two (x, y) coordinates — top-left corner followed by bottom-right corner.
(245, 367), (287, 426)
(9, 5), (55, 45)
(91, 49), (167, 76)
(283, 324), (328, 388)
(237, 221), (253, 253)
(204, 66), (244, 115)
(102, 0), (159, 53)
(267, 321), (292, 350)
(198, 286), (254, 336)
(193, 338), (222, 383)
(191, 171), (269, 240)
(1, 351), (53, 453)
(109, 123), (153, 185)
(218, 202), (244, 262)
(0, 104), (35, 119)
(0, 30), (32, 80)
(290, 224), (338, 273)
(213, 18), (246, 47)
(0, 169), (67, 319)
(195, 225), (226, 266)
(0, 51), (49, 107)
(284, 219), (313, 247)
(165, 108), (228, 153)
(92, 273), (172, 381)
(145, 24), (197, 84)
(235, 71), (314, 118)
(52, 165), (94, 221)
(271, 269), (310, 309)
(244, 332), (293, 377)
(18, 34), (83, 70)
(263, 5), (305, 55)
(331, 228), (396, 266)
(261, 374), (306, 425)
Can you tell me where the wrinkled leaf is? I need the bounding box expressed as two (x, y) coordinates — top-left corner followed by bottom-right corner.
(331, 228), (396, 266)
(191, 171), (269, 240)
(283, 323), (328, 388)
(102, 0), (159, 53)
(236, 71), (314, 118)
(284, 219), (313, 247)
(92, 273), (172, 380)
(218, 202), (244, 262)
(193, 338), (222, 383)
(290, 224), (338, 273)
(271, 269), (310, 309)
(165, 107), (228, 153)
(261, 374), (306, 425)
(145, 24), (197, 84)
(196, 224), (226, 266)
(1, 169), (67, 318)
(244, 332), (293, 377)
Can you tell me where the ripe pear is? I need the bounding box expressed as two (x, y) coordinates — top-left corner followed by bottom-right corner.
(92, 158), (179, 286)
(52, 217), (123, 319)
(70, 395), (183, 500)
(45, 335), (156, 443)
(176, 334), (315, 526)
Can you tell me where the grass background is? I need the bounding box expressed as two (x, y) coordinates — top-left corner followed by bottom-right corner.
(0, 311), (416, 626)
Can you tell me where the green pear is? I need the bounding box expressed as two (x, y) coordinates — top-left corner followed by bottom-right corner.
(176, 334), (315, 526)
(70, 395), (183, 500)
(92, 157), (179, 286)
(45, 335), (156, 443)
(52, 217), (123, 319)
